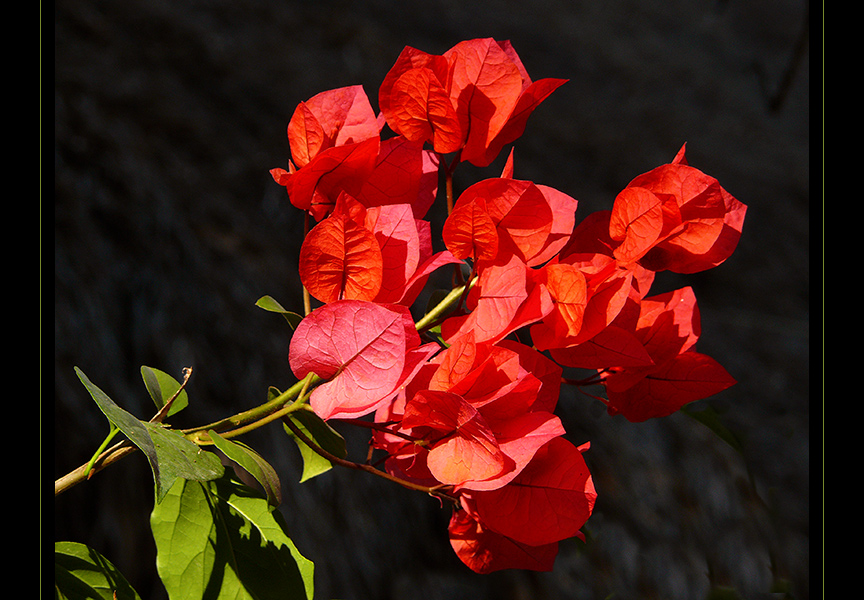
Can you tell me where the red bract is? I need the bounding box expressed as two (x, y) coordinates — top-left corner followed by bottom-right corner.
(449, 437), (596, 572)
(609, 145), (747, 273)
(441, 253), (552, 344)
(448, 508), (558, 574)
(299, 193), (383, 303)
(379, 38), (567, 167)
(601, 287), (737, 422)
(271, 86), (381, 220)
(299, 191), (460, 306)
(275, 39), (747, 576)
(402, 389), (511, 487)
(356, 136), (440, 218)
(288, 300), (437, 420)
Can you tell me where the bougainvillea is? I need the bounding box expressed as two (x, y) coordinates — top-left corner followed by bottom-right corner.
(269, 36), (747, 574)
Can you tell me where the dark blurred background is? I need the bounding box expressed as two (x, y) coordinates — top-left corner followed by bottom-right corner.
(53, 0), (811, 598)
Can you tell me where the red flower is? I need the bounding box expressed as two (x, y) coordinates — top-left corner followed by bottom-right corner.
(379, 38), (567, 167)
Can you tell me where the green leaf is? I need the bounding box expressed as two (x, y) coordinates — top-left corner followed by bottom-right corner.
(140, 366), (189, 417)
(283, 407), (347, 483)
(75, 367), (223, 502)
(150, 473), (314, 600)
(256, 295), (303, 329)
(208, 429), (283, 509)
(681, 402), (744, 454)
(54, 541), (142, 600)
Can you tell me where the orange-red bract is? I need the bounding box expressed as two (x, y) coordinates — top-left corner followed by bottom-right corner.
(444, 39), (567, 167)
(402, 390), (511, 488)
(356, 135), (440, 218)
(272, 86), (382, 221)
(442, 196), (500, 263)
(610, 145), (747, 273)
(298, 193), (383, 304)
(466, 437), (596, 547)
(602, 287), (736, 421)
(275, 38), (750, 574)
(448, 508), (559, 574)
(287, 85), (380, 169)
(379, 39), (566, 167)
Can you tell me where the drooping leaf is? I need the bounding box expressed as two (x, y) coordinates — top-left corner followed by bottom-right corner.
(150, 473), (314, 600)
(75, 367), (223, 502)
(283, 405), (348, 483)
(681, 402), (745, 454)
(140, 365), (188, 417)
(55, 541), (142, 600)
(207, 430), (282, 508)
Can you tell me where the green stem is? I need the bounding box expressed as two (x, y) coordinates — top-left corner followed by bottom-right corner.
(83, 425), (121, 479)
(414, 278), (476, 333)
(184, 373), (320, 443)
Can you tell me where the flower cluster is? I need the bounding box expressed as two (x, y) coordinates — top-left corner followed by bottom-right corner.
(274, 38), (746, 573)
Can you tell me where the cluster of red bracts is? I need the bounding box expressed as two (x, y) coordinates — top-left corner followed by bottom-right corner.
(274, 38), (746, 574)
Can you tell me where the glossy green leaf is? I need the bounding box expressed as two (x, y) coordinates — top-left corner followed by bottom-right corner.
(150, 473), (314, 600)
(256, 295), (303, 329)
(75, 367), (224, 502)
(208, 429), (283, 509)
(283, 406), (347, 483)
(140, 365), (188, 417)
(55, 541), (142, 600)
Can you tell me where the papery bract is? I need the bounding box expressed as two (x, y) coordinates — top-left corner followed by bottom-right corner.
(441, 254), (552, 344)
(611, 145), (747, 273)
(468, 437), (596, 547)
(402, 390), (511, 487)
(444, 39), (567, 167)
(356, 136), (440, 218)
(299, 193), (383, 303)
(272, 86), (382, 221)
(446, 178), (560, 269)
(605, 351), (737, 422)
(287, 85), (381, 169)
(601, 287), (736, 421)
(288, 300), (436, 420)
(442, 196), (500, 263)
(384, 67), (463, 154)
(448, 508), (558, 574)
(379, 39), (566, 167)
(272, 136), (380, 221)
